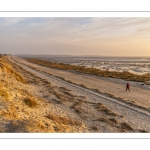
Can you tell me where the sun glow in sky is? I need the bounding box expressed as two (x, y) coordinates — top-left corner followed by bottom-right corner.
(0, 17), (150, 56)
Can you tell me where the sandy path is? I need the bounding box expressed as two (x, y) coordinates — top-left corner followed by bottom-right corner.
(11, 56), (150, 109)
(9, 56), (150, 132)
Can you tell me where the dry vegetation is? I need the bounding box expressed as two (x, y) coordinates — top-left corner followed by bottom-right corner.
(0, 56), (89, 133)
(46, 114), (82, 126)
(24, 97), (39, 108)
(0, 56), (148, 133)
(71, 101), (83, 115)
(0, 85), (9, 101)
(119, 122), (134, 132)
(26, 58), (150, 84)
(2, 103), (19, 119)
(94, 103), (118, 116)
(0, 57), (26, 84)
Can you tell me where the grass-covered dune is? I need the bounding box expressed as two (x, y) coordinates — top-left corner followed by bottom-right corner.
(0, 57), (26, 84)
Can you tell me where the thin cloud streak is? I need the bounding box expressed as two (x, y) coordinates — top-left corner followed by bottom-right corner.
(1, 18), (26, 26)
(0, 17), (150, 56)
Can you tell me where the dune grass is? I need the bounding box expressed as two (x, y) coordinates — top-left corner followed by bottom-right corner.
(96, 117), (119, 128)
(2, 103), (18, 119)
(26, 58), (150, 84)
(90, 126), (99, 131)
(59, 87), (71, 91)
(0, 57), (26, 84)
(120, 122), (134, 132)
(46, 114), (81, 126)
(70, 101), (83, 115)
(24, 97), (38, 108)
(94, 103), (118, 116)
(0, 86), (9, 101)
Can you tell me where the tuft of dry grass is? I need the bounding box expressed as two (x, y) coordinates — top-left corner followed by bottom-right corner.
(138, 129), (147, 133)
(71, 101), (82, 110)
(70, 101), (83, 115)
(62, 91), (74, 97)
(109, 118), (118, 124)
(96, 117), (118, 127)
(24, 97), (38, 108)
(119, 122), (134, 132)
(2, 103), (18, 119)
(50, 99), (62, 104)
(94, 103), (118, 116)
(96, 117), (108, 123)
(0, 86), (9, 101)
(59, 87), (71, 91)
(34, 121), (46, 131)
(52, 90), (66, 101)
(74, 109), (82, 115)
(46, 114), (82, 126)
(90, 126), (99, 131)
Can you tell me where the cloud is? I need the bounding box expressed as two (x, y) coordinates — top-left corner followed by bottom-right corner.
(0, 17), (150, 56)
(1, 18), (26, 26)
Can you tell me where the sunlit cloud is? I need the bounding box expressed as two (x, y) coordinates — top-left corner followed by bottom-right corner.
(0, 17), (150, 56)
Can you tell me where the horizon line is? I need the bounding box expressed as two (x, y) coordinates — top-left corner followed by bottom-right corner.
(14, 54), (150, 57)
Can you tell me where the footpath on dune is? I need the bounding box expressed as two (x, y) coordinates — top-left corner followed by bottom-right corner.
(11, 56), (150, 111)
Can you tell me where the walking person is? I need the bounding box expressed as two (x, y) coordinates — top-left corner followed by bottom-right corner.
(126, 83), (130, 91)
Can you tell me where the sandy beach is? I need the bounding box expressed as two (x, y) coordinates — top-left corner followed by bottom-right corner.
(0, 55), (148, 133)
(12, 56), (150, 109)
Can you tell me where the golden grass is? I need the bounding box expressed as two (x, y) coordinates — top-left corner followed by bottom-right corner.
(33, 121), (46, 131)
(0, 58), (26, 84)
(46, 114), (81, 126)
(27, 58), (150, 84)
(0, 86), (9, 101)
(10, 62), (51, 86)
(24, 96), (38, 108)
(2, 103), (18, 119)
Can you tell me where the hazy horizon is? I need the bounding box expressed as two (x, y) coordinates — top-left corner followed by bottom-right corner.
(1, 17), (150, 56)
(14, 54), (150, 58)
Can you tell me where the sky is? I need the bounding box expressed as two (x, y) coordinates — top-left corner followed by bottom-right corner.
(0, 17), (150, 56)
